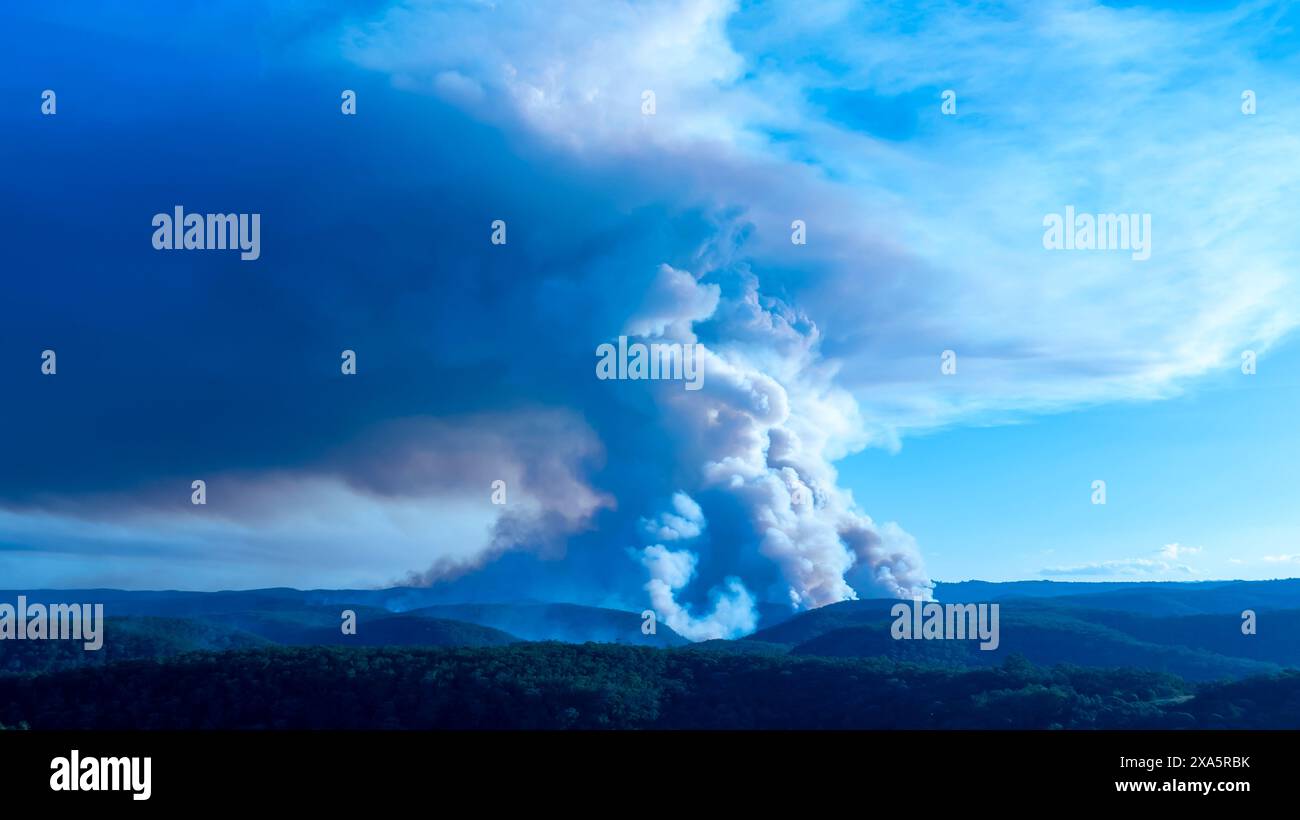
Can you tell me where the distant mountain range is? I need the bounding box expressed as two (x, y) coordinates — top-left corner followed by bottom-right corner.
(3, 579), (1297, 681)
(936, 578), (1300, 614)
(0, 589), (688, 675)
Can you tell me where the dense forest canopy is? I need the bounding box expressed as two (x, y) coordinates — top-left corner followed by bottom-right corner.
(1, 643), (1295, 730)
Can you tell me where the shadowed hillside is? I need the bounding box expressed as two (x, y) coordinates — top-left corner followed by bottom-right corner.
(0, 644), (1213, 730)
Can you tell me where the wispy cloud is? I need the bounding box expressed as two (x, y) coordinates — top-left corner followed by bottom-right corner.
(1159, 543), (1203, 560)
(1043, 542), (1204, 577)
(1042, 558), (1195, 577)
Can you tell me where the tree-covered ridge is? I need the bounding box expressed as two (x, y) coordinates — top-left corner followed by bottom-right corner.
(0, 616), (269, 675)
(3, 643), (1276, 730)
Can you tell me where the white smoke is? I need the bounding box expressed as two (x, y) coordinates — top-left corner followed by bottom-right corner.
(640, 491), (706, 542)
(637, 490), (756, 639)
(640, 537), (757, 641)
(348, 0), (938, 615)
(630, 266), (932, 630)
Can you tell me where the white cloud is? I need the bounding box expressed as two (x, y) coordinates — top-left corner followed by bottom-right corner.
(1041, 558), (1195, 577)
(1043, 542), (1206, 577)
(1159, 543), (1203, 560)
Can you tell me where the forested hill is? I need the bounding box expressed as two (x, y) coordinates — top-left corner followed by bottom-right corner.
(6, 643), (1295, 730)
(3, 580), (1299, 729)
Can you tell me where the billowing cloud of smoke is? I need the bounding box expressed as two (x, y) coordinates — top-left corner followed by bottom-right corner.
(0, 2), (934, 610)
(637, 493), (756, 640)
(642, 543), (757, 640)
(0, 411), (614, 590)
(30, 0), (1299, 608)
(338, 412), (616, 584)
(624, 264), (932, 621)
(640, 491), (706, 542)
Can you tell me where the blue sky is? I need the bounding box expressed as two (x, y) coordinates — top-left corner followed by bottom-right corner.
(2, 0), (1299, 637)
(843, 333), (1300, 582)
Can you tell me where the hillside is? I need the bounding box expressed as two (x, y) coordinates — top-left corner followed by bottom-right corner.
(0, 590), (686, 647)
(0, 644), (1209, 730)
(787, 612), (1279, 681)
(0, 616), (269, 675)
(297, 616), (518, 648)
(403, 603), (689, 647)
